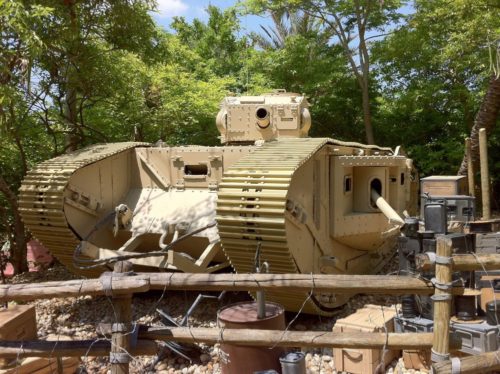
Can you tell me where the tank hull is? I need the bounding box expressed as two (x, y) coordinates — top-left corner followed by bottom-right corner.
(19, 138), (415, 315)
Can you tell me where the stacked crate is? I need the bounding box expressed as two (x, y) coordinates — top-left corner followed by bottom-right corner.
(333, 305), (399, 374)
(0, 305), (37, 368)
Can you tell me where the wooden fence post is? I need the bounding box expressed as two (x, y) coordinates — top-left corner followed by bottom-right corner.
(432, 236), (453, 363)
(109, 261), (134, 374)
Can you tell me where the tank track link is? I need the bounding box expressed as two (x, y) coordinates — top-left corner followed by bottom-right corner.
(216, 138), (334, 315)
(18, 142), (147, 278)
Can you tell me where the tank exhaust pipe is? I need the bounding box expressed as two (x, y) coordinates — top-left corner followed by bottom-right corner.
(371, 188), (405, 226)
(255, 107), (270, 129)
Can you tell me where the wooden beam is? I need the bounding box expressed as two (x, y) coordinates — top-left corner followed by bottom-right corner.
(110, 261), (133, 374)
(146, 273), (440, 295)
(432, 236), (453, 363)
(0, 340), (157, 358)
(432, 351), (500, 374)
(416, 253), (500, 272)
(0, 273), (463, 302)
(0, 276), (150, 302)
(142, 327), (462, 350)
(0, 328), (461, 358)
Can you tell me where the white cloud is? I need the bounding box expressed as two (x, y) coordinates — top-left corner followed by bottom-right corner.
(155, 0), (188, 18)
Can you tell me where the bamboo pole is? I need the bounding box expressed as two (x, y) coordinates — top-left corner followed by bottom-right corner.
(0, 274), (441, 302)
(0, 340), (157, 358)
(466, 137), (475, 198)
(432, 236), (453, 363)
(432, 350), (500, 374)
(110, 261), (133, 374)
(416, 253), (500, 272)
(479, 128), (491, 220)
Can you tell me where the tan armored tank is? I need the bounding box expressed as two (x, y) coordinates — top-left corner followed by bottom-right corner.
(19, 90), (417, 315)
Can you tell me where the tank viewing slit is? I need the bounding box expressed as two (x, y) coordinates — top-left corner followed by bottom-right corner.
(19, 90), (417, 314)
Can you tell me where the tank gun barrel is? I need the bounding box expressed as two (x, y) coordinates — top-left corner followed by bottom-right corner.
(370, 189), (404, 226)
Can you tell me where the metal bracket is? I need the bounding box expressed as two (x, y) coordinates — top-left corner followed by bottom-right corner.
(109, 352), (130, 364)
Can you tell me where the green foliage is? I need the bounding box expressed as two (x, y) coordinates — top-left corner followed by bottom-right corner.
(171, 6), (247, 79)
(1, 0), (500, 249)
(372, 0), (500, 177)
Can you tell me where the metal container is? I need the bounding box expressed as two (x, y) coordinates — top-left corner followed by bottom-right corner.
(279, 352), (306, 374)
(218, 301), (286, 374)
(486, 301), (500, 326)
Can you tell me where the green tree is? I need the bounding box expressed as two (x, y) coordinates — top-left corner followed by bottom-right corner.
(373, 0), (500, 180)
(171, 6), (247, 80)
(246, 0), (404, 144)
(33, 0), (157, 151)
(0, 0), (54, 273)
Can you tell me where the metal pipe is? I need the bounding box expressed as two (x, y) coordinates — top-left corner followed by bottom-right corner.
(465, 137), (475, 198)
(479, 128), (491, 220)
(256, 291), (266, 319)
(254, 242), (267, 319)
(371, 188), (404, 226)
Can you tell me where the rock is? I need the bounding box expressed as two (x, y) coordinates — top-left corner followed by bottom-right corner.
(322, 355), (332, 362)
(200, 353), (211, 363)
(157, 362), (169, 371)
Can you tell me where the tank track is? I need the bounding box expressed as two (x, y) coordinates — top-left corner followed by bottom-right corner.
(18, 142), (147, 278)
(216, 138), (333, 315)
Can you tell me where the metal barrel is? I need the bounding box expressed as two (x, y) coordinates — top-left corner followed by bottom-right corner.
(279, 352), (306, 374)
(218, 301), (285, 374)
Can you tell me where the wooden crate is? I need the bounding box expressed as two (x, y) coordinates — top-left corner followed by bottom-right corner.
(0, 357), (80, 374)
(333, 305), (400, 374)
(403, 349), (431, 371)
(0, 305), (37, 368)
(421, 175), (468, 196)
(478, 274), (500, 312)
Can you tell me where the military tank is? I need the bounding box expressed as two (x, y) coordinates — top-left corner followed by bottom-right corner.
(19, 90), (417, 314)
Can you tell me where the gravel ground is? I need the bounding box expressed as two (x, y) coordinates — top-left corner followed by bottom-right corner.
(5, 260), (429, 374)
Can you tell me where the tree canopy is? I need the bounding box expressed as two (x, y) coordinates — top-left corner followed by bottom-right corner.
(0, 0), (499, 272)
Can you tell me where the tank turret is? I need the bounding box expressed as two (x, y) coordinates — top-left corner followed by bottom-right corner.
(216, 90), (311, 144)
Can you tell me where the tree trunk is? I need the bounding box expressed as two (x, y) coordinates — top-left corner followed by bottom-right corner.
(458, 74), (500, 176)
(361, 77), (374, 144)
(0, 176), (28, 274)
(63, 0), (81, 152)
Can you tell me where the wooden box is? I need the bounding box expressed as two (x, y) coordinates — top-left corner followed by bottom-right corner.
(403, 349), (431, 371)
(478, 274), (500, 312)
(0, 357), (80, 374)
(0, 305), (37, 368)
(0, 305), (37, 341)
(333, 305), (400, 374)
(421, 176), (468, 196)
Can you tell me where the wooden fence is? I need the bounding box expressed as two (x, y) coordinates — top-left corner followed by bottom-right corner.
(0, 236), (499, 374)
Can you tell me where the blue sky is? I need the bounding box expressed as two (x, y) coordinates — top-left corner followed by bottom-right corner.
(151, 0), (414, 41)
(151, 0), (270, 33)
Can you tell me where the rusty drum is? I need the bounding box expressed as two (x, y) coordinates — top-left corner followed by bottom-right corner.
(218, 301), (286, 374)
